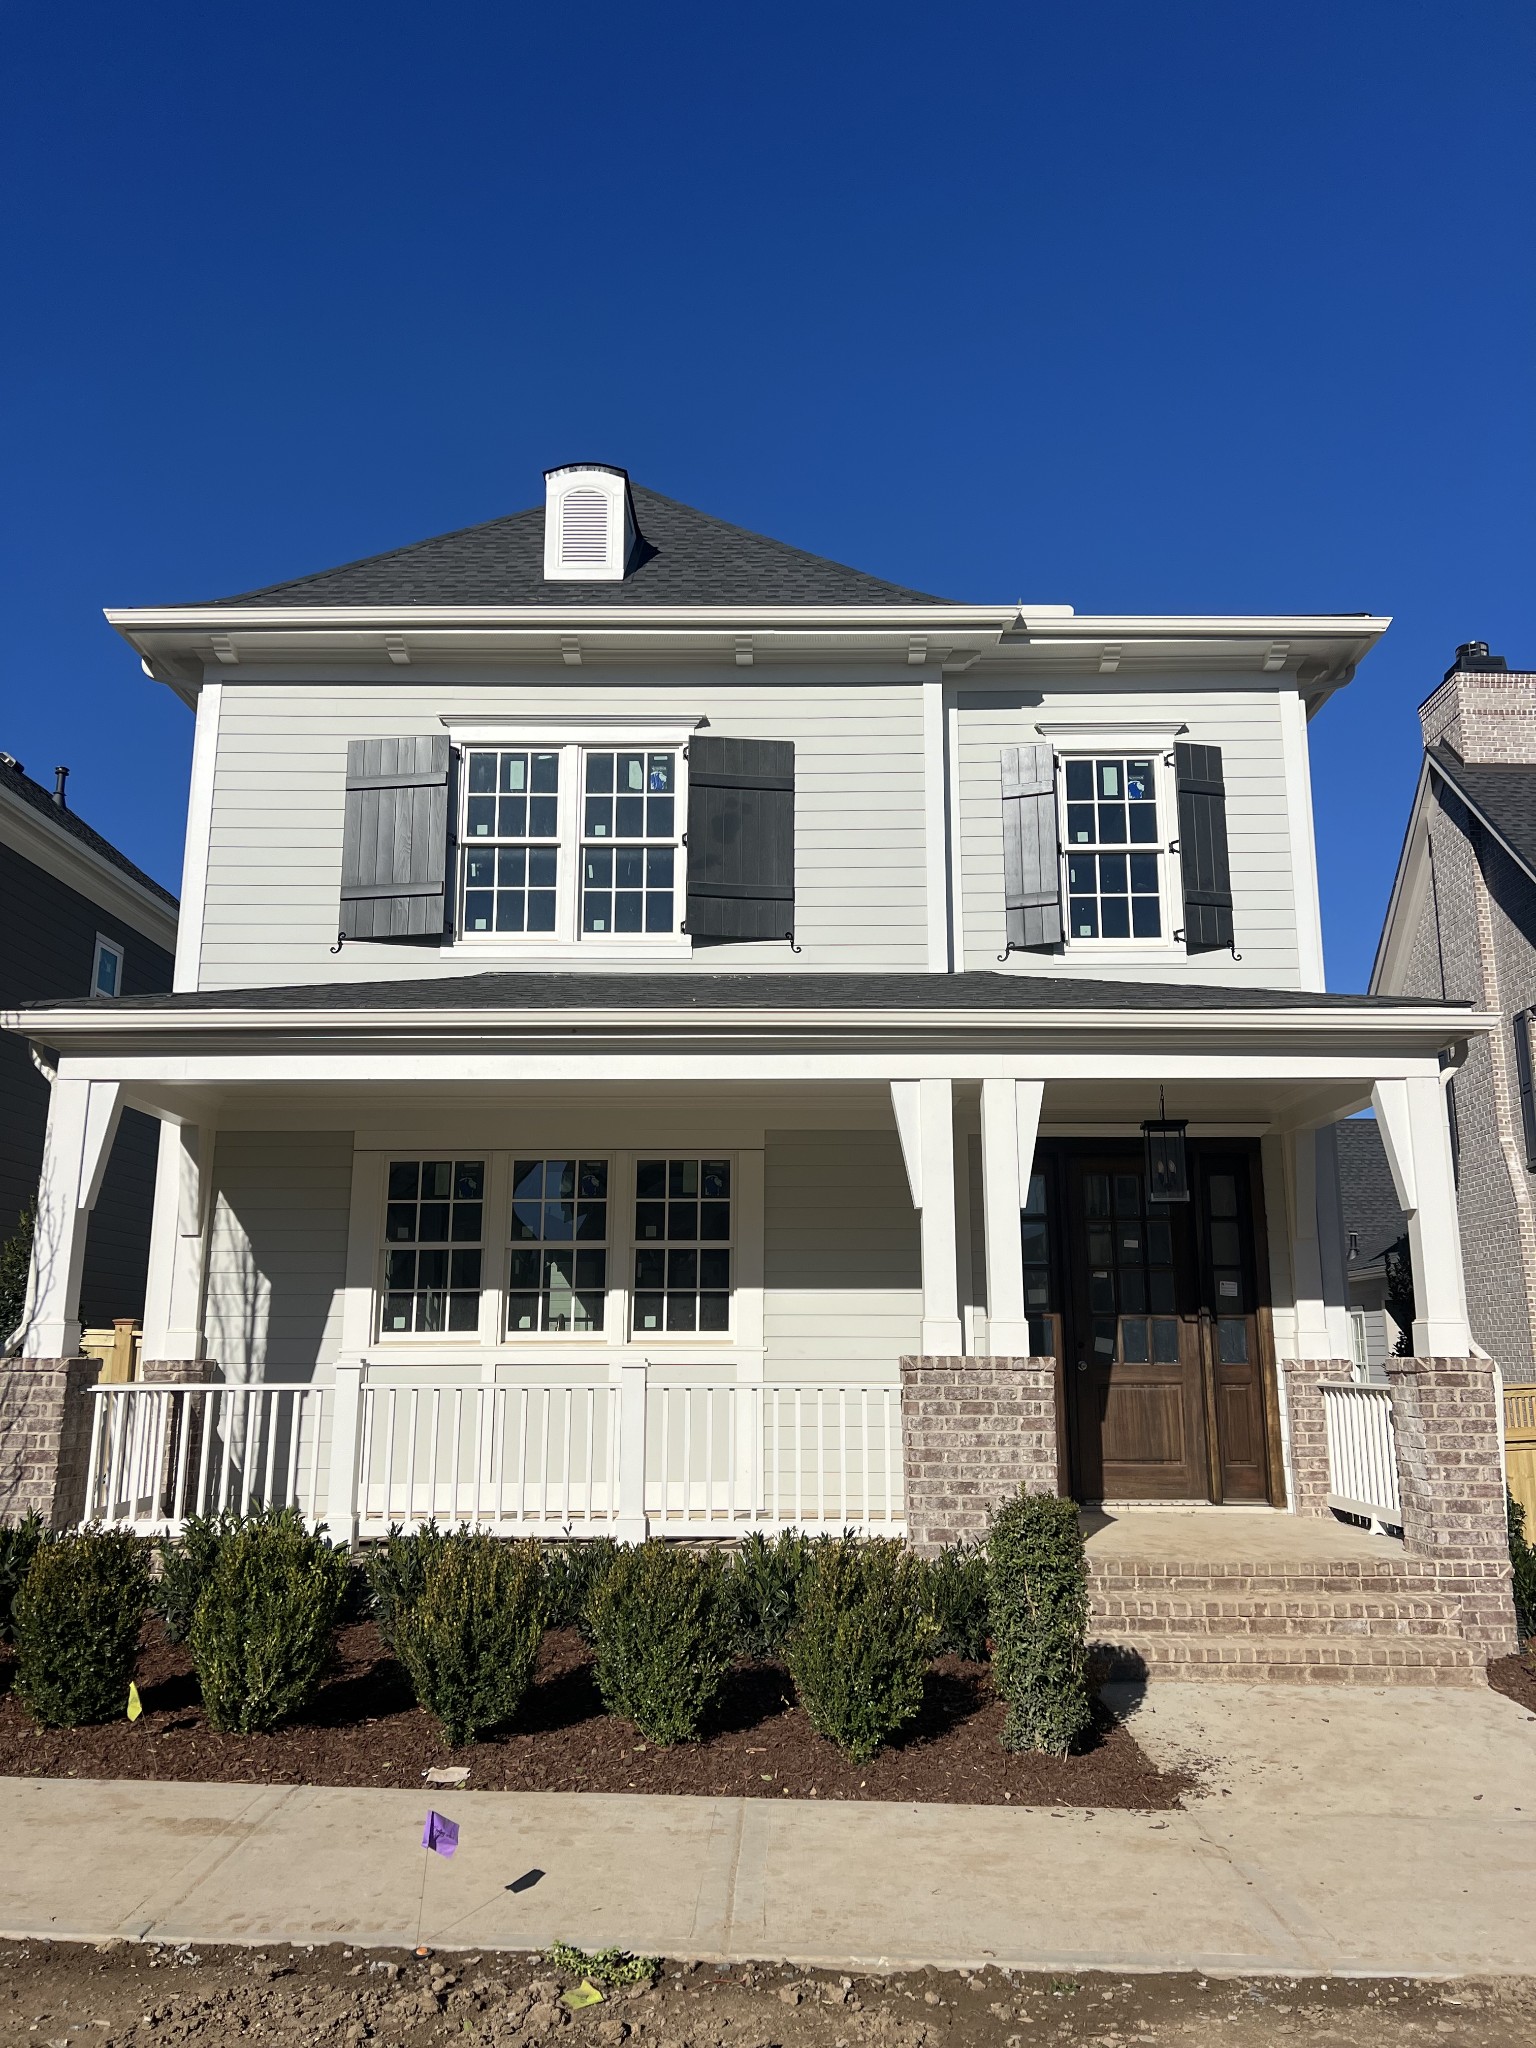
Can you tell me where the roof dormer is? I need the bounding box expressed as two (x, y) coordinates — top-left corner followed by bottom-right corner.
(542, 463), (638, 582)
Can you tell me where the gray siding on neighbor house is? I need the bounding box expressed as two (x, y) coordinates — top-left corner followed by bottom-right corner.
(204, 1131), (353, 1381)
(763, 1127), (921, 1376)
(955, 684), (1305, 985)
(198, 672), (929, 987)
(0, 838), (173, 1324)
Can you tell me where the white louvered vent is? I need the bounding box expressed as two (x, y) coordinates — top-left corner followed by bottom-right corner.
(560, 488), (610, 567)
(543, 464), (635, 582)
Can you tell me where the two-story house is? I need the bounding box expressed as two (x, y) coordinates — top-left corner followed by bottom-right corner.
(0, 753), (177, 1342)
(1, 466), (1517, 1679)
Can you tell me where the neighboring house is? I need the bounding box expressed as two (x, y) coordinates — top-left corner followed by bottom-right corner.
(0, 466), (1518, 1678)
(1335, 1116), (1410, 1377)
(1372, 644), (1536, 1381)
(0, 753), (177, 1333)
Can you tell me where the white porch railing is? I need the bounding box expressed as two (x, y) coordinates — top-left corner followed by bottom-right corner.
(1323, 1382), (1402, 1528)
(81, 1372), (906, 1541)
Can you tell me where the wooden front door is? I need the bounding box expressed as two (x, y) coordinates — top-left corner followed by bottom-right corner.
(1063, 1155), (1208, 1500)
(1055, 1143), (1274, 1502)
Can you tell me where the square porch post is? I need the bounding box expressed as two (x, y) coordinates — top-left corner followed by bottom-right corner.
(890, 1078), (962, 1355)
(141, 1120), (213, 1370)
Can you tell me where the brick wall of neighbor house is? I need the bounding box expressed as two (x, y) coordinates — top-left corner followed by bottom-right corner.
(0, 838), (173, 1327)
(898, 1355), (1060, 1552)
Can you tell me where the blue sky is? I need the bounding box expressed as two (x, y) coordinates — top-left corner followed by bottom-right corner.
(3, 1), (1532, 989)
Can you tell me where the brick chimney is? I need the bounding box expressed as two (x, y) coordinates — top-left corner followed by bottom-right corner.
(1419, 643), (1536, 764)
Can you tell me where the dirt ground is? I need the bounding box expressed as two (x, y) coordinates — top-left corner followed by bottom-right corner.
(2, 1942), (1533, 2048)
(0, 1625), (1188, 1810)
(1486, 1649), (1536, 1713)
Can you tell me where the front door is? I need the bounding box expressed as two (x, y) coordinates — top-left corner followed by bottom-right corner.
(1054, 1144), (1273, 1502)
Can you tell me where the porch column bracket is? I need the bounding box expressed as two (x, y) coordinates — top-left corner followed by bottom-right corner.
(17, 1076), (121, 1359)
(1372, 1076), (1472, 1356)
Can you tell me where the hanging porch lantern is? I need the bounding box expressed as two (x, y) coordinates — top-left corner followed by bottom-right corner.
(1142, 1090), (1190, 1203)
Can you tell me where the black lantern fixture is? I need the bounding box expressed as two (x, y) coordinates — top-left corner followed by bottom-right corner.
(1142, 1088), (1190, 1203)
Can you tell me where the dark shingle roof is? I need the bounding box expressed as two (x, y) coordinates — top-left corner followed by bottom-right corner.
(0, 756), (178, 910)
(1336, 1117), (1409, 1267)
(194, 485), (950, 609)
(1429, 743), (1536, 883)
(22, 970), (1461, 1018)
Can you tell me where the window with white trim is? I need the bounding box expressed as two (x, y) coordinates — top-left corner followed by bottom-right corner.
(457, 743), (683, 944)
(633, 1157), (732, 1333)
(1060, 756), (1166, 942)
(381, 1160), (484, 1333)
(508, 1157), (609, 1332)
(91, 934), (124, 999)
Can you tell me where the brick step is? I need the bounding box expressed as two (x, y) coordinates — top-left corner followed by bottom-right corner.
(1091, 1589), (1462, 1622)
(1088, 1565), (1444, 1598)
(1093, 1635), (1485, 1687)
(1089, 1603), (1463, 1640)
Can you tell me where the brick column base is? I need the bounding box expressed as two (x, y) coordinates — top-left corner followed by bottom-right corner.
(0, 1356), (99, 1528)
(1386, 1355), (1519, 1654)
(898, 1354), (1062, 1554)
(1278, 1358), (1357, 1515)
(140, 1359), (212, 1385)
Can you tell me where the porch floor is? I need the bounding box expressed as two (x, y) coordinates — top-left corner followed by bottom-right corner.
(1082, 1506), (1403, 1566)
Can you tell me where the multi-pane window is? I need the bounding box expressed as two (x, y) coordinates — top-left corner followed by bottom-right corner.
(633, 1158), (731, 1333)
(1085, 1170), (1179, 1367)
(507, 1158), (609, 1332)
(382, 1161), (484, 1333)
(1021, 1171), (1054, 1357)
(1063, 757), (1163, 941)
(462, 750), (560, 934)
(1204, 1170), (1248, 1364)
(581, 750), (678, 936)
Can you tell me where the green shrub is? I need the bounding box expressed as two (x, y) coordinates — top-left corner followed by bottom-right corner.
(587, 1542), (734, 1744)
(1510, 1491), (1536, 1643)
(188, 1511), (350, 1733)
(785, 1536), (937, 1762)
(0, 1512), (45, 1644)
(542, 1537), (620, 1640)
(986, 1490), (1092, 1755)
(363, 1520), (450, 1651)
(727, 1529), (811, 1660)
(154, 1509), (249, 1644)
(14, 1526), (149, 1727)
(921, 1538), (990, 1660)
(393, 1532), (548, 1747)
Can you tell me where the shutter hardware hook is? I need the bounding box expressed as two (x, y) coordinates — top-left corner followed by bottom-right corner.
(330, 931), (347, 954)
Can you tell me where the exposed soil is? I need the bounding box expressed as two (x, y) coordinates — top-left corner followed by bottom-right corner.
(1486, 1647), (1536, 1715)
(0, 1623), (1186, 1809)
(3, 1942), (1534, 2048)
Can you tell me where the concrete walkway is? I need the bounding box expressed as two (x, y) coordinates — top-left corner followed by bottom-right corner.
(2, 1681), (1534, 1976)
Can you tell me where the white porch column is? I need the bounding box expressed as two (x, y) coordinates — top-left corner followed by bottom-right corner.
(979, 1078), (1045, 1355)
(892, 1078), (962, 1355)
(19, 1075), (122, 1358)
(142, 1121), (212, 1363)
(1283, 1127), (1353, 1361)
(1373, 1076), (1472, 1355)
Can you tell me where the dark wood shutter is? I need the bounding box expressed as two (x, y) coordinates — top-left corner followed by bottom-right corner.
(1000, 743), (1062, 950)
(684, 736), (795, 943)
(340, 736), (453, 941)
(1174, 741), (1234, 954)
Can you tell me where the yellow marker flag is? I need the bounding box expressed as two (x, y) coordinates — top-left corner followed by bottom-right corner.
(562, 1982), (604, 2010)
(126, 1683), (143, 1722)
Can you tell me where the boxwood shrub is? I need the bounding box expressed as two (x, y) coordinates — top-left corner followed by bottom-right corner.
(14, 1526), (149, 1727)
(363, 1520), (450, 1651)
(393, 1531), (549, 1746)
(587, 1541), (735, 1744)
(786, 1535), (937, 1762)
(188, 1510), (350, 1733)
(542, 1537), (620, 1641)
(0, 1511), (44, 1645)
(986, 1489), (1092, 1754)
(920, 1537), (990, 1660)
(727, 1529), (811, 1661)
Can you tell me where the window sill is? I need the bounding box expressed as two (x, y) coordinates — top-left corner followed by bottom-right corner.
(441, 938), (693, 962)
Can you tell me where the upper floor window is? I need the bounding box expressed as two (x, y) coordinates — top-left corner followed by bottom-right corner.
(1061, 756), (1165, 943)
(91, 934), (124, 999)
(459, 743), (683, 945)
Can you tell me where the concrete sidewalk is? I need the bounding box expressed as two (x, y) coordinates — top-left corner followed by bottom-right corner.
(2, 1682), (1534, 1977)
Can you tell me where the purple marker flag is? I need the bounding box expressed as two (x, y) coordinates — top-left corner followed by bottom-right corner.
(422, 1810), (460, 1858)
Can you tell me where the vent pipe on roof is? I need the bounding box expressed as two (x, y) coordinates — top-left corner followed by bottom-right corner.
(52, 765), (69, 808)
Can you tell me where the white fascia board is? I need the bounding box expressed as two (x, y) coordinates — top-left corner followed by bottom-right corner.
(1369, 756), (1434, 996)
(0, 783), (179, 951)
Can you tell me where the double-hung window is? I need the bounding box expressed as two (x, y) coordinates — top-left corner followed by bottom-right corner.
(507, 1158), (609, 1332)
(456, 740), (684, 946)
(1062, 756), (1165, 942)
(381, 1160), (484, 1333)
(633, 1158), (732, 1332)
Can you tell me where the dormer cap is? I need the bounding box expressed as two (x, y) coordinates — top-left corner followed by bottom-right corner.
(542, 464), (640, 583)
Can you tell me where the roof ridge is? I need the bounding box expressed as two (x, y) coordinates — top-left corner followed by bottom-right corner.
(0, 758), (179, 909)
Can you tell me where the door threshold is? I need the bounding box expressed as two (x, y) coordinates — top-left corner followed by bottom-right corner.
(1091, 1499), (1281, 1514)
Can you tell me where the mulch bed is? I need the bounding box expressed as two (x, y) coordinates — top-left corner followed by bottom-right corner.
(0, 1621), (1189, 1809)
(1487, 1648), (1536, 1715)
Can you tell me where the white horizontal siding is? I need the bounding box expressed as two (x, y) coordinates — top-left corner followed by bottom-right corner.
(763, 1128), (921, 1379)
(957, 683), (1304, 987)
(205, 1131), (352, 1382)
(199, 675), (928, 987)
